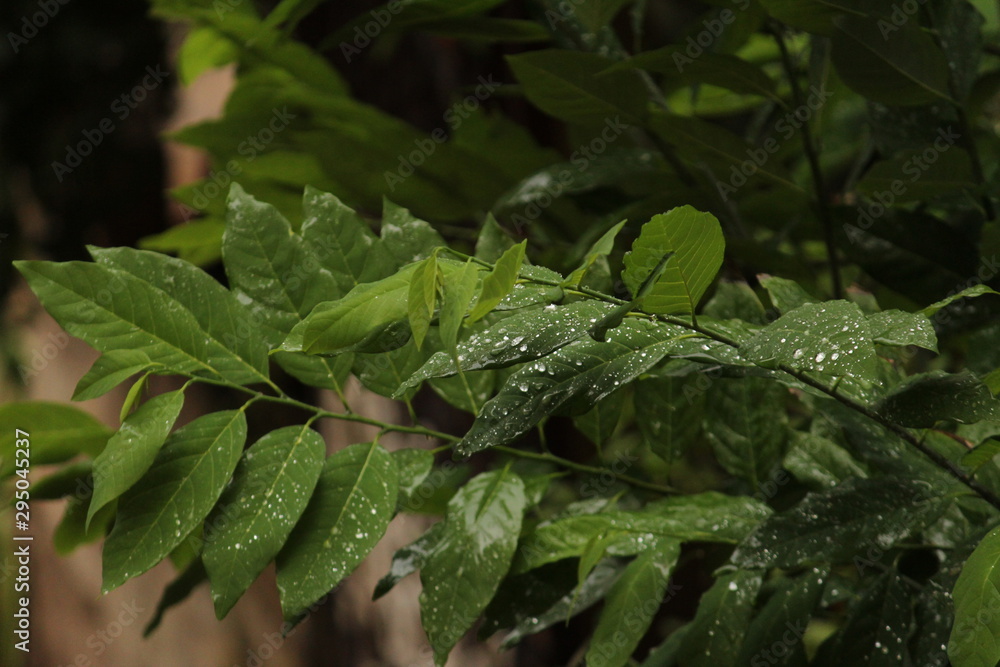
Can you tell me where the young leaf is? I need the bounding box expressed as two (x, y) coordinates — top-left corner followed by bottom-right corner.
(408, 252), (440, 350)
(102, 409), (247, 593)
(467, 241), (527, 323)
(586, 540), (682, 667)
(733, 477), (942, 569)
(276, 441), (398, 621)
(949, 524), (1000, 667)
(564, 220), (626, 288)
(739, 300), (878, 380)
(74, 350), (158, 402)
(87, 389), (185, 529)
(203, 424), (326, 619)
(419, 468), (527, 666)
(439, 259), (481, 351)
(458, 319), (688, 454)
(921, 284), (1000, 317)
(622, 206), (725, 315)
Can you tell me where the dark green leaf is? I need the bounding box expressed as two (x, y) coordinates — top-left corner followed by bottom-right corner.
(676, 569), (764, 666)
(784, 431), (868, 489)
(276, 441), (397, 620)
(143, 559), (208, 637)
(420, 469), (527, 666)
(203, 424), (326, 618)
(758, 275), (819, 313)
(875, 371), (1000, 428)
(636, 375), (705, 466)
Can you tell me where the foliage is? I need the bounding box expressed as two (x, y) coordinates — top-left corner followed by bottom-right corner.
(7, 0), (1000, 665)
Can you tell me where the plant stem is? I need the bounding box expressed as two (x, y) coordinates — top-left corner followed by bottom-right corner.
(494, 446), (677, 495)
(771, 27), (843, 299)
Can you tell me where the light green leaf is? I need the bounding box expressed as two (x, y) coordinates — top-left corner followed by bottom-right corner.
(739, 300), (878, 379)
(91, 245), (270, 386)
(950, 524), (1000, 667)
(922, 285), (1000, 317)
(458, 318), (688, 455)
(703, 377), (788, 488)
(675, 570), (764, 666)
(74, 350), (158, 402)
(586, 541), (681, 667)
(408, 253), (440, 350)
(102, 409), (247, 593)
(203, 424), (326, 618)
(622, 206), (725, 315)
(963, 439), (1000, 473)
(565, 220), (626, 287)
(87, 389), (185, 529)
(139, 218), (225, 267)
(867, 310), (938, 351)
(439, 259), (481, 351)
(0, 402), (111, 477)
(733, 477), (941, 568)
(831, 14), (954, 106)
(398, 301), (616, 395)
(467, 241), (527, 323)
(276, 441), (398, 620)
(420, 469), (527, 666)
(875, 370), (1000, 428)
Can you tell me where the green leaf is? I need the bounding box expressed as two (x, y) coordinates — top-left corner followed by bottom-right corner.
(867, 310), (938, 351)
(756, 0), (868, 35)
(622, 206), (725, 315)
(949, 523), (1000, 667)
(506, 49), (648, 125)
(734, 567), (829, 665)
(733, 477), (941, 568)
(74, 350), (158, 402)
(374, 522), (445, 600)
(0, 402), (111, 477)
(703, 377), (788, 488)
(91, 245), (270, 386)
(420, 469), (527, 666)
(573, 389), (626, 451)
(921, 284), (1000, 317)
(565, 220), (626, 287)
(54, 492), (115, 555)
(963, 439), (1000, 473)
(830, 14), (954, 106)
(783, 431), (868, 489)
(858, 149), (976, 203)
(875, 371), (1000, 428)
(87, 389), (185, 529)
(398, 301), (616, 395)
(203, 424), (326, 618)
(439, 259), (480, 351)
(614, 49), (780, 102)
(380, 198), (446, 265)
(300, 186), (394, 292)
(475, 215), (516, 263)
(119, 373), (150, 423)
(676, 569), (764, 666)
(276, 441), (398, 620)
(408, 253), (440, 350)
(586, 541), (682, 667)
(14, 260), (243, 383)
(458, 319), (688, 455)
(102, 409), (247, 593)
(758, 275), (819, 313)
(467, 241), (527, 323)
(636, 375), (705, 466)
(739, 300), (878, 379)
(393, 448), (436, 511)
(514, 493), (770, 572)
(138, 218), (225, 268)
